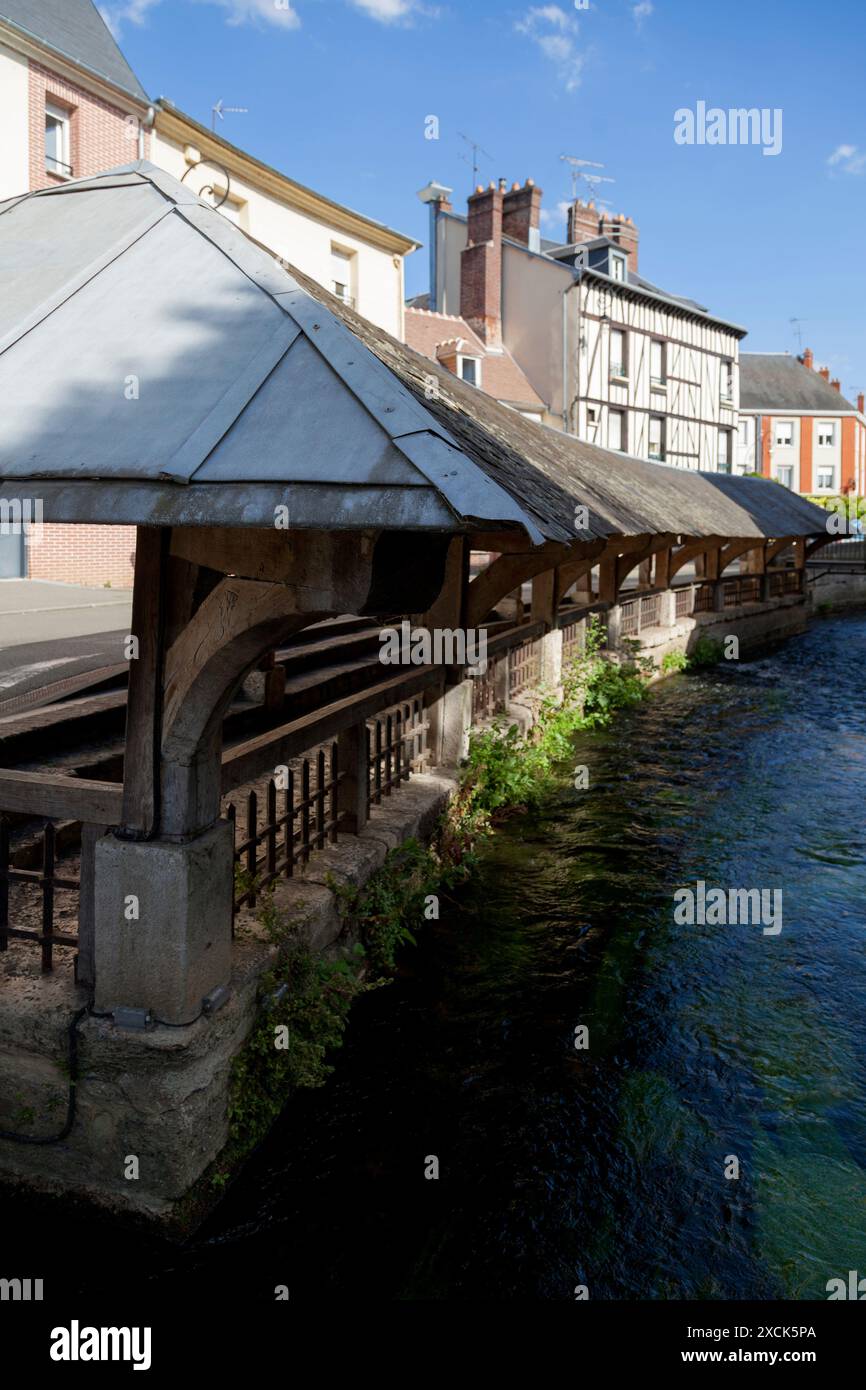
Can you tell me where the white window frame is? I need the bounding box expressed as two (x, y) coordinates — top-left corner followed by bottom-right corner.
(610, 252), (627, 282)
(775, 465), (794, 489)
(650, 339), (666, 389)
(609, 328), (627, 380)
(648, 414), (665, 462)
(775, 420), (794, 447)
(608, 409), (625, 452)
(330, 244), (356, 308)
(717, 429), (732, 473)
(816, 463), (836, 490)
(45, 101), (72, 178)
(458, 354), (482, 388)
(720, 359), (734, 403)
(817, 421), (835, 447)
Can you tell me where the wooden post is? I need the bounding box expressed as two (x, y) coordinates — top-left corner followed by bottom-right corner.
(120, 527), (170, 839)
(337, 721), (369, 834)
(598, 553), (618, 604)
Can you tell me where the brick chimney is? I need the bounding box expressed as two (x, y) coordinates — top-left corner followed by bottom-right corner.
(567, 198), (601, 245)
(819, 366), (831, 381)
(831, 378), (841, 392)
(567, 199), (639, 271)
(802, 347), (814, 370)
(858, 392), (864, 414)
(599, 211), (639, 273)
(461, 181), (503, 346)
(502, 179), (543, 251)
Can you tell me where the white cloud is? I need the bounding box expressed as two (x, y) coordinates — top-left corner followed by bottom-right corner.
(827, 143), (866, 174)
(515, 6), (584, 91)
(99, 0), (162, 39)
(540, 199), (571, 232)
(632, 1), (653, 28)
(103, 0), (442, 36)
(201, 0), (302, 27)
(348, 0), (437, 21)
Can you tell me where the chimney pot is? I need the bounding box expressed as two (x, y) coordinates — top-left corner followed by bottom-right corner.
(831, 378), (841, 392)
(819, 366), (830, 381)
(858, 392), (865, 414)
(802, 347), (814, 370)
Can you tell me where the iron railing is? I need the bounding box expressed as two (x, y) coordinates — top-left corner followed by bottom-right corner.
(0, 818), (79, 971)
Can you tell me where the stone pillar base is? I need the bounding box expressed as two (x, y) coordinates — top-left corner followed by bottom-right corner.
(539, 627), (563, 689)
(428, 678), (473, 764)
(94, 821), (233, 1025)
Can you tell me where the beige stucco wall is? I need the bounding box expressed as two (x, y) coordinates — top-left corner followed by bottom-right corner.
(0, 42), (29, 200)
(151, 129), (407, 339)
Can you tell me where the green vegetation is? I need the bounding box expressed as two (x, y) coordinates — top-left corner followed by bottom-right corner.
(333, 837), (468, 976)
(214, 895), (367, 1185)
(661, 649), (688, 674)
(461, 616), (652, 818)
(804, 493), (865, 523)
(685, 635), (725, 669)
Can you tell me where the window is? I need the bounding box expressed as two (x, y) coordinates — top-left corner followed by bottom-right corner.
(330, 245), (356, 307)
(776, 466), (794, 489)
(587, 405), (599, 426)
(817, 421), (835, 447)
(817, 464), (836, 489)
(610, 329), (627, 379)
(650, 339), (666, 387)
(460, 356), (481, 387)
(775, 420), (794, 447)
(720, 359), (734, 402)
(45, 102), (72, 177)
(608, 409), (625, 452)
(610, 252), (627, 282)
(648, 415), (665, 461)
(717, 429), (732, 473)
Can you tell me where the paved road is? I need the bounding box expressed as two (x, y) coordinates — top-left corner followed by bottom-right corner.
(0, 581), (131, 704)
(0, 580), (132, 648)
(0, 630), (129, 705)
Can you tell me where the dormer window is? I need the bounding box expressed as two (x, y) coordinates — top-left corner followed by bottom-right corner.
(459, 355), (481, 387)
(610, 251), (627, 282)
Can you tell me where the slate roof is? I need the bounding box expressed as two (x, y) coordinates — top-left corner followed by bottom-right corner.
(0, 163), (829, 548)
(740, 353), (857, 412)
(0, 0), (149, 101)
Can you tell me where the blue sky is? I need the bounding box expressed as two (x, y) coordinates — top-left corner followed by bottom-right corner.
(101, 0), (866, 397)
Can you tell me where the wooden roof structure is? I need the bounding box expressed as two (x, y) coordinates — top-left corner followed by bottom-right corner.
(0, 162), (828, 548)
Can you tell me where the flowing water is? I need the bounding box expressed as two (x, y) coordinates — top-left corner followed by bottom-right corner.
(6, 614), (866, 1301)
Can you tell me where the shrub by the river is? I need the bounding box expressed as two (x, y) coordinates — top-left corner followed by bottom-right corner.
(686, 635), (725, 668)
(462, 615), (652, 816)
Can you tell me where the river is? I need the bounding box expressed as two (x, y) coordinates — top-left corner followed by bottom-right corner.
(7, 613), (866, 1302)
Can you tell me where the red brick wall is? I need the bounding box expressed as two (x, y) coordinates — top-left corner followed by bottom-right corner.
(25, 61), (146, 588)
(28, 58), (149, 191)
(28, 524), (136, 589)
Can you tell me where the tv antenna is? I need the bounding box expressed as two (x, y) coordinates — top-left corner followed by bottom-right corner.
(458, 131), (494, 189)
(789, 317), (804, 349)
(212, 99), (249, 133)
(560, 154), (615, 201)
